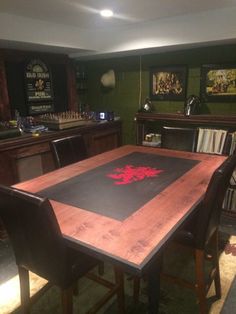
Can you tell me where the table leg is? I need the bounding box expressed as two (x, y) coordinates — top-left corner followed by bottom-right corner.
(147, 254), (163, 314)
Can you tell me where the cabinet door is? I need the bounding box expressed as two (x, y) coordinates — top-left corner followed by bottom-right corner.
(89, 128), (121, 156)
(14, 142), (55, 183)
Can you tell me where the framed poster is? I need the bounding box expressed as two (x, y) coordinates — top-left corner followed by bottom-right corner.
(25, 59), (54, 113)
(150, 65), (187, 101)
(201, 64), (236, 102)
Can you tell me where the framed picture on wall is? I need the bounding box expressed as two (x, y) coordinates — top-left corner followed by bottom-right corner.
(150, 65), (187, 101)
(201, 64), (236, 102)
(25, 59), (54, 114)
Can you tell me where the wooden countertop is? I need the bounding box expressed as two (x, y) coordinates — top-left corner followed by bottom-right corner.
(0, 120), (121, 152)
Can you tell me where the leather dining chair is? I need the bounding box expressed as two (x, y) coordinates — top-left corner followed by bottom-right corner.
(51, 134), (88, 169)
(161, 126), (198, 152)
(160, 153), (236, 313)
(132, 153), (236, 313)
(51, 134), (104, 276)
(0, 185), (125, 314)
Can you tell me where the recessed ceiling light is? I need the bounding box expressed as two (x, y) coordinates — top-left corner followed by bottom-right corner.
(100, 9), (113, 18)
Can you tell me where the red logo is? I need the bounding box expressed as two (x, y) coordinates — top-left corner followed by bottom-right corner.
(107, 164), (163, 185)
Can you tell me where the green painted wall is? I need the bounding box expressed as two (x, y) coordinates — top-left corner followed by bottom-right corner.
(76, 44), (236, 144)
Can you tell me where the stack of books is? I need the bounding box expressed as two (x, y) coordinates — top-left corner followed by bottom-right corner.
(190, 127), (236, 214)
(196, 128), (227, 155)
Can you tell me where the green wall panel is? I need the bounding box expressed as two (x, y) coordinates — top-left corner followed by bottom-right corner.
(76, 44), (236, 144)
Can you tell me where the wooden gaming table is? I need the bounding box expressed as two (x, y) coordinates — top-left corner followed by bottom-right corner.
(15, 145), (227, 313)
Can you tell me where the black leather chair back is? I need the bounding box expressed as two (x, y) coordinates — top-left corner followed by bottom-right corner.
(51, 134), (87, 168)
(0, 185), (71, 287)
(195, 153), (236, 249)
(161, 126), (198, 152)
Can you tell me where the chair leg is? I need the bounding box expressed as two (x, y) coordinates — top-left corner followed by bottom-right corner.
(133, 276), (141, 304)
(114, 267), (125, 314)
(195, 249), (207, 314)
(18, 266), (30, 314)
(61, 286), (73, 314)
(212, 230), (221, 299)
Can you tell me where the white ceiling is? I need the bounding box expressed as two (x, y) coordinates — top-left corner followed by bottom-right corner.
(1, 0), (236, 59)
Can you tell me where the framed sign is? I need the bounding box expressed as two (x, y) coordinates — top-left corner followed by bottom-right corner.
(28, 103), (54, 115)
(150, 65), (187, 101)
(25, 59), (54, 102)
(201, 64), (236, 102)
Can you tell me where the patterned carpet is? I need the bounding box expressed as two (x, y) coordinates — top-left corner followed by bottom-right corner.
(0, 216), (235, 314)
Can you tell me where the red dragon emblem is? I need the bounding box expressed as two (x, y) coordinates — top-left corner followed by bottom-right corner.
(107, 164), (163, 185)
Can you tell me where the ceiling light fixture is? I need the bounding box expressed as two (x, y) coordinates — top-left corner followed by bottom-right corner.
(100, 9), (113, 18)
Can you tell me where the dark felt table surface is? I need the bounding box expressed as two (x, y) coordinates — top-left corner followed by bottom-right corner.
(39, 152), (199, 221)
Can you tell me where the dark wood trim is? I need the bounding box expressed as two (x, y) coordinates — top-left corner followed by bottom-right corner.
(135, 113), (236, 128)
(0, 121), (121, 153)
(135, 113), (236, 146)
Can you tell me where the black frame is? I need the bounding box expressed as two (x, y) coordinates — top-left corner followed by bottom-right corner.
(24, 59), (54, 103)
(24, 59), (54, 114)
(201, 64), (236, 102)
(150, 65), (187, 101)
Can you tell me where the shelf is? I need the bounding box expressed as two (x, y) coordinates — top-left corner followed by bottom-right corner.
(135, 112), (236, 219)
(135, 112), (236, 128)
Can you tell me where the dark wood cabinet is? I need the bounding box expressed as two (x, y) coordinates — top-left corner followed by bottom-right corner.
(89, 127), (121, 156)
(0, 120), (122, 185)
(135, 112), (236, 218)
(135, 112), (236, 145)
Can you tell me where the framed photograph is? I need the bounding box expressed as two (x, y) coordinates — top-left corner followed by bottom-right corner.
(150, 65), (187, 101)
(201, 64), (236, 102)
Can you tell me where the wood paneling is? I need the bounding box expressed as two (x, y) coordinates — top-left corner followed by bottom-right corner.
(90, 128), (122, 156)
